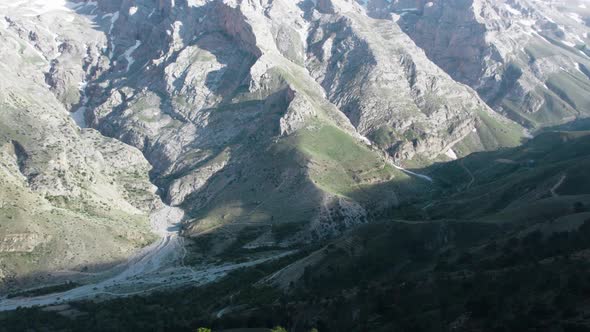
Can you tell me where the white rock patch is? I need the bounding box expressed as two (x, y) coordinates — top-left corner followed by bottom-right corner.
(445, 149), (458, 160)
(122, 40), (142, 72)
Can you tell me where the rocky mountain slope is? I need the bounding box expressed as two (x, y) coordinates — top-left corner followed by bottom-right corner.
(366, 0), (590, 128)
(0, 0), (160, 290)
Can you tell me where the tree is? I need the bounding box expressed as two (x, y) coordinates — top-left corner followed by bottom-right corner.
(574, 202), (586, 213)
(271, 327), (288, 332)
(195, 328), (211, 332)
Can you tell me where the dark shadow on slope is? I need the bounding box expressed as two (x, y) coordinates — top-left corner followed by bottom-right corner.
(394, 1), (498, 89)
(0, 258), (126, 296)
(5, 120), (590, 329)
(66, 1), (411, 262)
(50, 1), (590, 309)
(6, 203), (590, 331)
(0, 251), (309, 331)
(417, 131), (590, 222)
(305, 15), (378, 129)
(539, 117), (590, 133)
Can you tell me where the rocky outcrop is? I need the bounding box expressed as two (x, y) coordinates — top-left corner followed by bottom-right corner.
(0, 234), (50, 253)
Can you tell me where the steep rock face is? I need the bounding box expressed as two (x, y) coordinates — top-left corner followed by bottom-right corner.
(0, 0), (159, 290)
(65, 0), (522, 252)
(305, 0), (515, 162)
(92, 0), (522, 165)
(385, 0), (590, 128)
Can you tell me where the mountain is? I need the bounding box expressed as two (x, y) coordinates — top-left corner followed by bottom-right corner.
(366, 0), (590, 129)
(0, 0), (525, 276)
(81, 0), (524, 252)
(0, 0), (589, 330)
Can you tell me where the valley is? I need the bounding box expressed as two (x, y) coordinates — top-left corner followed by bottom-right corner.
(0, 0), (589, 331)
(3, 125), (590, 331)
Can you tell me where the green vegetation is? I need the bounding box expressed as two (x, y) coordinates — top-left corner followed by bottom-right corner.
(0, 251), (311, 332)
(484, 33), (590, 130)
(295, 123), (399, 198)
(426, 131), (590, 219)
(524, 39), (558, 60)
(271, 222), (304, 242)
(183, 90), (423, 252)
(546, 71), (590, 115)
(452, 107), (524, 158)
(6, 282), (79, 299)
(270, 327), (288, 332)
(368, 125), (397, 149)
(474, 108), (523, 149)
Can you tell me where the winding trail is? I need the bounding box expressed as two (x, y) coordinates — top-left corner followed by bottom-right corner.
(551, 174), (567, 197)
(459, 160), (475, 189)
